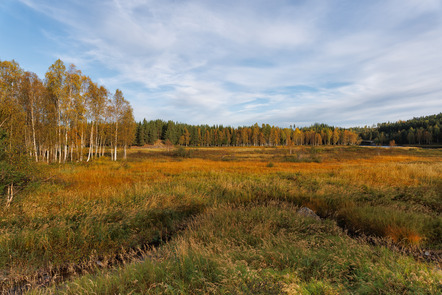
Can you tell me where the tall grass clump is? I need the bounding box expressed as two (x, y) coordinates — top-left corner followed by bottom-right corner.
(36, 202), (442, 294)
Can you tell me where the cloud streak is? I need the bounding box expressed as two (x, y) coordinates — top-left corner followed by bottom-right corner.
(13, 0), (442, 127)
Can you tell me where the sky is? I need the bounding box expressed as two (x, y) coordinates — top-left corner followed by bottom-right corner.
(1, 0), (442, 128)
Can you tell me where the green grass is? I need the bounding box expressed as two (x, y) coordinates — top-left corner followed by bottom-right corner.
(33, 203), (442, 294)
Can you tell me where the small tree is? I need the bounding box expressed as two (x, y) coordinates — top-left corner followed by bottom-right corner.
(183, 128), (191, 146)
(165, 139), (173, 151)
(178, 135), (185, 146)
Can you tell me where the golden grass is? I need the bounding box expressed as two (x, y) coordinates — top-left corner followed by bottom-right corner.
(1, 146), (441, 292)
(25, 150), (441, 207)
(5, 148), (442, 239)
(386, 225), (424, 246)
(14, 148), (437, 232)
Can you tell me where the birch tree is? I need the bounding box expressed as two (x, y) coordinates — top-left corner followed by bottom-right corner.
(110, 89), (126, 161)
(19, 72), (46, 161)
(45, 59), (66, 162)
(63, 64), (83, 162)
(119, 105), (136, 159)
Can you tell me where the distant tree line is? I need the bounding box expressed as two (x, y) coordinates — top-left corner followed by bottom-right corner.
(356, 113), (442, 145)
(134, 120), (359, 147)
(135, 114), (441, 148)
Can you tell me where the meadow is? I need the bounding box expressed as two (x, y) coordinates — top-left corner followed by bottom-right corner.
(0, 146), (441, 294)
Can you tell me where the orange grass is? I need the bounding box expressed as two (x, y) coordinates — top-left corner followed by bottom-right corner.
(20, 149), (436, 228)
(386, 225), (424, 246)
(34, 151), (440, 204)
(0, 146), (440, 291)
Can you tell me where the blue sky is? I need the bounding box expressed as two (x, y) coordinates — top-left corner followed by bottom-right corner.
(1, 0), (442, 127)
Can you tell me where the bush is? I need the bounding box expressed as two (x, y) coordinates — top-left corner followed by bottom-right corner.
(172, 147), (193, 158)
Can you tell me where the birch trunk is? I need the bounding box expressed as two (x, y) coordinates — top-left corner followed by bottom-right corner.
(95, 123), (99, 158)
(64, 128), (68, 162)
(80, 123), (84, 162)
(87, 121), (94, 162)
(31, 102), (38, 162)
(114, 122), (118, 161)
(70, 143), (73, 162)
(6, 183), (13, 208)
(58, 106), (62, 163)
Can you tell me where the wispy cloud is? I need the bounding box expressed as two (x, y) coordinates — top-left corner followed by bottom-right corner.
(13, 0), (442, 127)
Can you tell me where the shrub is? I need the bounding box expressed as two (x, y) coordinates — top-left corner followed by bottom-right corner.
(172, 147), (193, 158)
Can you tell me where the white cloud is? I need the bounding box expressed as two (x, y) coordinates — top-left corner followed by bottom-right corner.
(15, 0), (442, 126)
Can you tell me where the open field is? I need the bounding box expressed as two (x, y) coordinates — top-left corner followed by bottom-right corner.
(1, 146), (441, 294)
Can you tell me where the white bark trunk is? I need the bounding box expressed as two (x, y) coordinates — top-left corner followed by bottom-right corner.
(80, 124), (84, 162)
(95, 124), (99, 157)
(114, 122), (118, 161)
(58, 103), (62, 163)
(30, 103), (38, 162)
(87, 121), (94, 162)
(6, 183), (13, 208)
(64, 128), (68, 162)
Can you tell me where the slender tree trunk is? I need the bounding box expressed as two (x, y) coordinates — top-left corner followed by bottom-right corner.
(96, 135), (100, 158)
(31, 105), (38, 162)
(87, 121), (94, 162)
(58, 106), (62, 163)
(25, 127), (31, 157)
(6, 182), (14, 208)
(114, 122), (118, 161)
(70, 143), (73, 162)
(124, 144), (127, 160)
(64, 127), (68, 162)
(80, 123), (84, 162)
(95, 134), (100, 158)
(95, 123), (99, 158)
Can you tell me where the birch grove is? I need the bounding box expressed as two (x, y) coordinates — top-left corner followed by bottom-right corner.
(0, 59), (136, 164)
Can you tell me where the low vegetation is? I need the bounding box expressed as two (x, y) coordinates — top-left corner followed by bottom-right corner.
(37, 202), (441, 294)
(0, 146), (441, 293)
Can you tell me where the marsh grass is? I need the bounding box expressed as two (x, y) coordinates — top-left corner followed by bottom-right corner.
(0, 146), (441, 292)
(34, 202), (442, 294)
